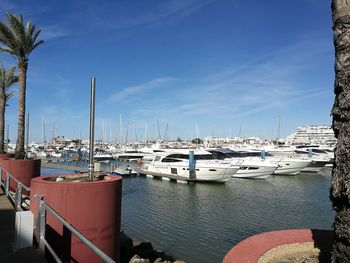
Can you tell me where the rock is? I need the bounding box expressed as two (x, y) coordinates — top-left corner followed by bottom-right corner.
(174, 261), (186, 263)
(129, 255), (150, 263)
(120, 231), (135, 263)
(133, 242), (155, 260)
(120, 232), (180, 263)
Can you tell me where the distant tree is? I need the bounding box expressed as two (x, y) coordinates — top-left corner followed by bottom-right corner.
(0, 63), (17, 153)
(0, 13), (44, 159)
(330, 1), (350, 262)
(192, 138), (203, 144)
(176, 137), (183, 143)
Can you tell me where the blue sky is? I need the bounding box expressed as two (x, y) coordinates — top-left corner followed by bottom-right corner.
(0, 0), (334, 142)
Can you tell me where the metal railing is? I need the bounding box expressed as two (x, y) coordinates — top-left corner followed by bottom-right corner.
(0, 166), (30, 211)
(34, 194), (116, 263)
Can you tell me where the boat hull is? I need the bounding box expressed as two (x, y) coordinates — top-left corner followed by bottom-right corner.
(273, 159), (311, 175)
(232, 165), (277, 179)
(140, 162), (238, 183)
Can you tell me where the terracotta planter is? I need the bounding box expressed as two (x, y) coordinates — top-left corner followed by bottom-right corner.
(0, 153), (14, 159)
(222, 229), (333, 263)
(0, 158), (41, 194)
(30, 174), (122, 263)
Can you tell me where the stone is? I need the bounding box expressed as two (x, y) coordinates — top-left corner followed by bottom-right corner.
(129, 255), (150, 263)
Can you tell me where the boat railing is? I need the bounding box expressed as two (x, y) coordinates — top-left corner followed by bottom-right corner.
(34, 194), (116, 263)
(0, 166), (30, 211)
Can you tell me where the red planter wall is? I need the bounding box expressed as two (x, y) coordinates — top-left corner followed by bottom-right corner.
(30, 174), (122, 263)
(0, 158), (41, 194)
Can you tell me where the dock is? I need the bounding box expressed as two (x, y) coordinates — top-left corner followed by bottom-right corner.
(41, 161), (88, 172)
(0, 188), (46, 262)
(134, 167), (208, 183)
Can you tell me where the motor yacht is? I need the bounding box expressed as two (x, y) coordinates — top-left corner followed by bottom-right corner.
(206, 148), (277, 179)
(138, 149), (239, 183)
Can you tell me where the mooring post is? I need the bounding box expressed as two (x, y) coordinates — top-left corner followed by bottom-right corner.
(88, 77), (96, 181)
(189, 150), (196, 180)
(308, 148), (313, 158)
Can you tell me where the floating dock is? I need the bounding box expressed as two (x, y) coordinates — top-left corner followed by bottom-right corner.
(133, 167), (211, 183)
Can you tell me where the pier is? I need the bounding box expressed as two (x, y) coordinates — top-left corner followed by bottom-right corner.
(0, 188), (46, 262)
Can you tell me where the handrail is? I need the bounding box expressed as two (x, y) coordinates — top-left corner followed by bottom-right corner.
(34, 194), (116, 263)
(0, 165), (30, 211)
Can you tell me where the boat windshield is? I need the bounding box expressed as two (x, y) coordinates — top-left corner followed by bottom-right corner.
(164, 154), (214, 160)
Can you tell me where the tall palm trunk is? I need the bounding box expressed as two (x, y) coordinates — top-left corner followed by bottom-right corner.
(0, 90), (5, 154)
(14, 61), (27, 159)
(331, 0), (350, 262)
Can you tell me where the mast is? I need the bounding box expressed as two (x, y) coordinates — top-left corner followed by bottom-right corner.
(277, 115), (281, 140)
(144, 122), (148, 144)
(119, 114), (122, 145)
(41, 114), (46, 145)
(163, 121), (169, 141)
(157, 119), (162, 141)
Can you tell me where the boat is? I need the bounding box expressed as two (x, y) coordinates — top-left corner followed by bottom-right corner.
(111, 166), (138, 176)
(94, 152), (114, 161)
(137, 149), (239, 183)
(114, 150), (150, 162)
(293, 146), (334, 173)
(227, 148), (311, 175)
(206, 148), (277, 179)
(272, 158), (311, 175)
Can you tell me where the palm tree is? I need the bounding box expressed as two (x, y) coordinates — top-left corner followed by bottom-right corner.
(330, 1), (350, 262)
(0, 63), (17, 153)
(0, 13), (43, 159)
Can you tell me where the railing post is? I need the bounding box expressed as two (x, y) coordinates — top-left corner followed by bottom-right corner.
(38, 198), (46, 251)
(15, 183), (23, 211)
(5, 172), (10, 196)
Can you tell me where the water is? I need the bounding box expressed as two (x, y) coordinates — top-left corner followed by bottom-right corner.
(41, 168), (334, 263)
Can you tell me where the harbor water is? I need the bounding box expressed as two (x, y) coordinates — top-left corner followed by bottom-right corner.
(42, 168), (334, 263)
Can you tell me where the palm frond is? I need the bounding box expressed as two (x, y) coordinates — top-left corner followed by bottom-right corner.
(0, 62), (18, 94)
(5, 90), (15, 103)
(0, 13), (44, 62)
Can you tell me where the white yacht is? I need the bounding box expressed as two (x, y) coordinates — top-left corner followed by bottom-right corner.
(272, 158), (311, 175)
(138, 149), (239, 183)
(229, 148), (311, 175)
(114, 150), (151, 162)
(206, 148), (277, 179)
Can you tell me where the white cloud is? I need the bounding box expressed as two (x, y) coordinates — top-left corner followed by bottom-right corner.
(107, 77), (176, 102)
(122, 37), (331, 123)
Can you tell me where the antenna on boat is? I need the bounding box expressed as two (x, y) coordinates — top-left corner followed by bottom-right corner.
(88, 77), (96, 181)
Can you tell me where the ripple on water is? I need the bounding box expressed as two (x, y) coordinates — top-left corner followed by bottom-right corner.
(38, 170), (332, 263)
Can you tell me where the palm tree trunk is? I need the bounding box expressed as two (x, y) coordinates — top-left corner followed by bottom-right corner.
(0, 93), (5, 154)
(14, 62), (27, 159)
(331, 1), (350, 262)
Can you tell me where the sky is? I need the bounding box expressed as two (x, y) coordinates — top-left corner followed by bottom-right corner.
(0, 0), (334, 143)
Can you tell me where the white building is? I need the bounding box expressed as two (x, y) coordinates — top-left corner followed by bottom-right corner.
(285, 125), (337, 146)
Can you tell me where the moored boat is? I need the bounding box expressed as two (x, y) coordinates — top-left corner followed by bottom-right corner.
(138, 149), (239, 183)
